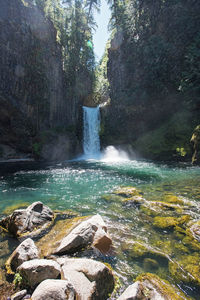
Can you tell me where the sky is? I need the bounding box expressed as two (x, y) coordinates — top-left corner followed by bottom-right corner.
(92, 0), (111, 61)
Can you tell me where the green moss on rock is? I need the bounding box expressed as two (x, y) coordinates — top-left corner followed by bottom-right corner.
(136, 273), (192, 300)
(153, 216), (178, 229)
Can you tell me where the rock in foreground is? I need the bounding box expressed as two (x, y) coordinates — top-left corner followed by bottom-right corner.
(31, 279), (77, 300)
(6, 238), (39, 274)
(17, 259), (61, 288)
(0, 202), (54, 238)
(53, 214), (112, 255)
(58, 257), (115, 299)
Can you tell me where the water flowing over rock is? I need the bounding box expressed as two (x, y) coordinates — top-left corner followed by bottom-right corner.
(53, 214), (112, 255)
(0, 202), (54, 238)
(6, 238), (39, 274)
(58, 257), (115, 300)
(31, 279), (77, 300)
(17, 259), (61, 288)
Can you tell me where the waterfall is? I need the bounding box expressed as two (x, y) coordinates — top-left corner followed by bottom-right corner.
(83, 106), (100, 158)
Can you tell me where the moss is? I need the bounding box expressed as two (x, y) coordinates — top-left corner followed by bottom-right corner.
(136, 273), (191, 299)
(113, 186), (143, 198)
(162, 193), (184, 205)
(36, 216), (89, 257)
(2, 203), (29, 215)
(153, 216), (178, 229)
(186, 220), (200, 243)
(141, 201), (183, 217)
(169, 254), (200, 287)
(182, 235), (200, 251)
(101, 194), (123, 203)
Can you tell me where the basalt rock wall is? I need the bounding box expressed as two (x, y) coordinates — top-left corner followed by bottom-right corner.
(0, 0), (79, 160)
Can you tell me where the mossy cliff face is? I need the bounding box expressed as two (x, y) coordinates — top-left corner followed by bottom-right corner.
(0, 0), (79, 160)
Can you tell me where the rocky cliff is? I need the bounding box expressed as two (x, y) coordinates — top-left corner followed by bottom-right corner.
(102, 0), (200, 162)
(0, 0), (79, 160)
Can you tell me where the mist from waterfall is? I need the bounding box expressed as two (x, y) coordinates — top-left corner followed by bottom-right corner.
(83, 106), (101, 159)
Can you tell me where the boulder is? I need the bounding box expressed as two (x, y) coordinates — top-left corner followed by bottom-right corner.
(58, 257), (115, 299)
(17, 259), (61, 288)
(31, 279), (77, 300)
(117, 273), (190, 300)
(53, 214), (112, 255)
(0, 202), (54, 238)
(6, 238), (39, 274)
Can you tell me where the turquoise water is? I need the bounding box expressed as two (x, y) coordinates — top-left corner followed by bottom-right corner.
(1, 159), (200, 298)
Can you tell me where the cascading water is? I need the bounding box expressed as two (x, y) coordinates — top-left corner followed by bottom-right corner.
(83, 106), (100, 159)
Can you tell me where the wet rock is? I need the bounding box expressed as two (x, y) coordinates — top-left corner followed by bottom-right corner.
(143, 258), (159, 271)
(169, 254), (200, 287)
(0, 202), (54, 238)
(153, 216), (178, 229)
(31, 279), (77, 300)
(117, 273), (190, 300)
(122, 240), (169, 261)
(58, 257), (115, 299)
(6, 238), (39, 274)
(11, 289), (27, 300)
(141, 201), (184, 216)
(17, 259), (61, 288)
(113, 186), (143, 198)
(53, 214), (112, 255)
(36, 216), (88, 257)
(186, 220), (200, 242)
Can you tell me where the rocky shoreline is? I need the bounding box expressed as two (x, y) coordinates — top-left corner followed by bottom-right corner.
(0, 188), (199, 299)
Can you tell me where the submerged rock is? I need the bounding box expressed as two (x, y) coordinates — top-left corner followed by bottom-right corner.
(117, 273), (191, 300)
(6, 238), (39, 274)
(53, 214), (112, 255)
(122, 240), (169, 261)
(17, 259), (61, 288)
(113, 186), (143, 198)
(169, 254), (200, 287)
(186, 220), (200, 242)
(153, 216), (178, 229)
(31, 279), (77, 300)
(58, 257), (115, 300)
(0, 202), (54, 238)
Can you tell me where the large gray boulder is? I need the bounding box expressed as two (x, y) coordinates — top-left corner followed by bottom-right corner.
(0, 202), (54, 238)
(6, 238), (39, 274)
(53, 214), (112, 255)
(58, 257), (115, 300)
(31, 279), (77, 300)
(17, 259), (61, 288)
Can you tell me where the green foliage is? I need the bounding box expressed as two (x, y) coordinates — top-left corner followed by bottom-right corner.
(13, 273), (23, 288)
(93, 41), (110, 104)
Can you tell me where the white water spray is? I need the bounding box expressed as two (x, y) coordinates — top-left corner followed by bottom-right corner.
(83, 106), (101, 159)
(101, 145), (129, 162)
